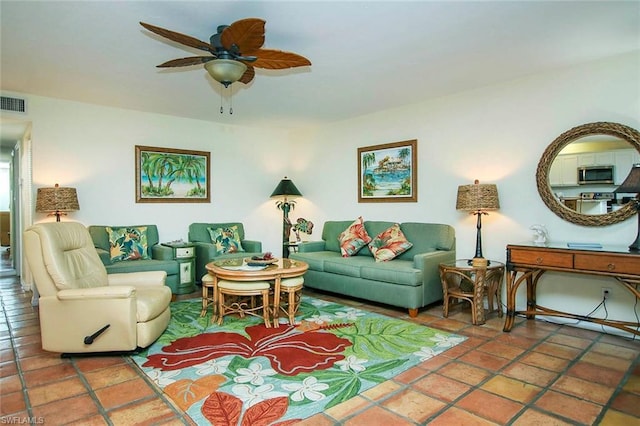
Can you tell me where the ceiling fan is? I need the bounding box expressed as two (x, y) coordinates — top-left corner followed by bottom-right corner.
(140, 18), (311, 88)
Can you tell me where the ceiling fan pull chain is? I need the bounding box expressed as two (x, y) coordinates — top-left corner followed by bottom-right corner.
(229, 88), (234, 115)
(220, 91), (224, 114)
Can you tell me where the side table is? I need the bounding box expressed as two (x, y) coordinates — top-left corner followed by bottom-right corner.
(438, 259), (505, 325)
(162, 242), (196, 295)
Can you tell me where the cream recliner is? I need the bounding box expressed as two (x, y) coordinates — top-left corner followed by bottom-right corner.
(24, 222), (172, 354)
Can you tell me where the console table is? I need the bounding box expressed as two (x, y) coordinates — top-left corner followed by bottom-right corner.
(503, 242), (640, 336)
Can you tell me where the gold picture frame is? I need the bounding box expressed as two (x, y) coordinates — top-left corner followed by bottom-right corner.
(358, 139), (417, 203)
(135, 145), (211, 203)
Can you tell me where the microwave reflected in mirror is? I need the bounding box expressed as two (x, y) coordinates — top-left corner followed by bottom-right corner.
(549, 134), (639, 216)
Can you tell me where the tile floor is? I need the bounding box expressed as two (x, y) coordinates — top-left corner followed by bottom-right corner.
(2, 249), (640, 425)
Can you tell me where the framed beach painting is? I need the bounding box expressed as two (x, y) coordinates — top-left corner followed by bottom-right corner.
(135, 145), (211, 203)
(358, 139), (417, 203)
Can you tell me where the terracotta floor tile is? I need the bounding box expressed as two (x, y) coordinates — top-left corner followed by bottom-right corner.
(343, 405), (414, 426)
(0, 374), (22, 394)
(22, 362), (78, 387)
(535, 390), (602, 424)
(534, 341), (583, 360)
(519, 351), (570, 372)
(30, 394), (100, 424)
(413, 373), (471, 402)
(14, 342), (47, 358)
(551, 375), (614, 404)
(581, 351), (633, 372)
(481, 375), (541, 403)
(457, 388), (523, 423)
(566, 360), (625, 388)
(296, 413), (335, 426)
(557, 325), (601, 340)
(382, 389), (446, 423)
(610, 391), (640, 417)
(438, 361), (491, 386)
(501, 362), (558, 387)
(74, 355), (128, 372)
(94, 377), (156, 409)
(591, 342), (639, 361)
(427, 406), (499, 426)
(18, 353), (68, 372)
(440, 342), (472, 358)
(511, 408), (574, 425)
(0, 347), (14, 363)
(599, 409), (640, 426)
(459, 350), (511, 372)
(324, 395), (370, 421)
(493, 333), (539, 349)
(417, 354), (451, 371)
(394, 365), (429, 384)
(546, 333), (592, 350)
(0, 391), (26, 416)
(0, 360), (17, 378)
(361, 380), (402, 401)
(624, 375), (640, 394)
(107, 398), (178, 426)
(27, 376), (88, 406)
(83, 364), (141, 389)
(66, 414), (110, 426)
(477, 340), (525, 359)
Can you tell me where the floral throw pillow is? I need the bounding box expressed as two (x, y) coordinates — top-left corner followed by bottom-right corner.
(338, 216), (372, 257)
(368, 223), (413, 262)
(107, 226), (150, 262)
(208, 226), (245, 255)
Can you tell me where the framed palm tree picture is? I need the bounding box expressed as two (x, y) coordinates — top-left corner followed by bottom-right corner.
(135, 145), (210, 203)
(358, 139), (417, 203)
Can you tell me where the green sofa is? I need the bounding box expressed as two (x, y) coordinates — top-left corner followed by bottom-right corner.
(188, 222), (263, 283)
(289, 220), (456, 317)
(87, 225), (182, 294)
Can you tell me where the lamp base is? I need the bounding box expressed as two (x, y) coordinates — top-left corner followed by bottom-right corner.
(471, 257), (489, 267)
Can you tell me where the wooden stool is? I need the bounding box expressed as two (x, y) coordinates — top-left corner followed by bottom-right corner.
(277, 276), (304, 325)
(217, 280), (271, 327)
(201, 273), (217, 321)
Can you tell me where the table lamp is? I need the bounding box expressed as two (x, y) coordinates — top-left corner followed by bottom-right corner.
(456, 179), (500, 266)
(35, 183), (80, 222)
(614, 163), (640, 251)
(270, 177), (302, 255)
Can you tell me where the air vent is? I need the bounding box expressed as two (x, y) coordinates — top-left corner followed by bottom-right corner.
(1, 96), (27, 114)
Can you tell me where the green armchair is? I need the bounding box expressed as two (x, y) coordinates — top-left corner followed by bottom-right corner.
(188, 222), (263, 283)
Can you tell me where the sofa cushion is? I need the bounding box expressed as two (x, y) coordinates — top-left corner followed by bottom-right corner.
(321, 221), (357, 253)
(338, 217), (372, 257)
(324, 256), (374, 278)
(208, 225), (245, 255)
(289, 251), (340, 272)
(360, 259), (422, 287)
(106, 226), (150, 262)
(369, 223), (413, 262)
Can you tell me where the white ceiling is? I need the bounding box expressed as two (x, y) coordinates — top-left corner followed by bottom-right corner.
(1, 0), (639, 146)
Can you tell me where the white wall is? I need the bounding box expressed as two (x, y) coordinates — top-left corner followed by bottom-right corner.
(18, 50), (640, 334)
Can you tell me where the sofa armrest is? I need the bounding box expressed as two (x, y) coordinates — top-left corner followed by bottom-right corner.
(96, 248), (112, 265)
(151, 244), (174, 261)
(107, 271), (167, 287)
(297, 241), (327, 253)
(57, 286), (136, 300)
(242, 240), (262, 252)
(414, 250), (456, 271)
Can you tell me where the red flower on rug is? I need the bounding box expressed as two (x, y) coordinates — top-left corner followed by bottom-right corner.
(143, 323), (353, 376)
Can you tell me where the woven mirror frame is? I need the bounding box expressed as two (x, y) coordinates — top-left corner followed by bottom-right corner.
(536, 121), (640, 227)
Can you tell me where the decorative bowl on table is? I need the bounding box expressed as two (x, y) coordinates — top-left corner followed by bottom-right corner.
(246, 252), (277, 266)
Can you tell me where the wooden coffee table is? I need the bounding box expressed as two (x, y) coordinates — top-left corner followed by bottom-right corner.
(203, 257), (308, 327)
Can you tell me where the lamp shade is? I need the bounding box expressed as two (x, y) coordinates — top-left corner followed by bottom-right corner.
(270, 177), (302, 199)
(456, 180), (500, 212)
(614, 164), (640, 194)
(204, 59), (248, 87)
(36, 184), (79, 220)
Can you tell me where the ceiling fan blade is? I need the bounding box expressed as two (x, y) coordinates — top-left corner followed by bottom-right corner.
(250, 49), (311, 70)
(157, 57), (215, 68)
(238, 66), (255, 84)
(140, 22), (212, 53)
(221, 18), (265, 53)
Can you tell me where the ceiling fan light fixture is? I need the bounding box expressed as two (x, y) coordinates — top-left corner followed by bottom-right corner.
(204, 59), (247, 87)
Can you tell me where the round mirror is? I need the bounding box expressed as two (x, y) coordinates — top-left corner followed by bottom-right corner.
(536, 122), (640, 226)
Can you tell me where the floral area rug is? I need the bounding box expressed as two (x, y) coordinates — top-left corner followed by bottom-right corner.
(132, 296), (466, 425)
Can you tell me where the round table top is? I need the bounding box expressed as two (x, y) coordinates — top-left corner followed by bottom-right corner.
(440, 259), (505, 270)
(206, 257), (308, 280)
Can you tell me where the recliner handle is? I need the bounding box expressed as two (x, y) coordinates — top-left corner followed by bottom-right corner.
(84, 324), (110, 345)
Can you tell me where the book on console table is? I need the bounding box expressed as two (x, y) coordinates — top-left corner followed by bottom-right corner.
(566, 242), (603, 249)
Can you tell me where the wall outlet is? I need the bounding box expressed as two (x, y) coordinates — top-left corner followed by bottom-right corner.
(602, 287), (611, 300)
